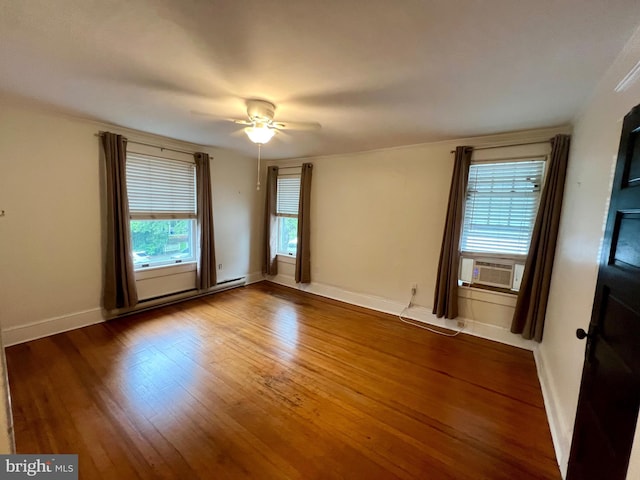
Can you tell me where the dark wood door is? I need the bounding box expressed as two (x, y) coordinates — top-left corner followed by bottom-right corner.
(567, 104), (640, 480)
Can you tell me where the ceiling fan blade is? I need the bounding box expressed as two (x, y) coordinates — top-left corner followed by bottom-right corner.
(272, 120), (321, 131)
(233, 119), (253, 126)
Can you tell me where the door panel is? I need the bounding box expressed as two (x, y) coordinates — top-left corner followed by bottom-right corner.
(624, 129), (640, 186)
(612, 212), (640, 268)
(601, 294), (640, 374)
(567, 104), (640, 480)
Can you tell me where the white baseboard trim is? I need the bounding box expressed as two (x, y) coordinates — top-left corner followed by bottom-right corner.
(407, 306), (537, 350)
(534, 347), (571, 478)
(2, 308), (105, 347)
(3, 272), (264, 347)
(245, 271), (265, 285)
(266, 275), (536, 351)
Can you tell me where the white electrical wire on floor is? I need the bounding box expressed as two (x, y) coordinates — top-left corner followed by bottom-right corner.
(399, 289), (465, 337)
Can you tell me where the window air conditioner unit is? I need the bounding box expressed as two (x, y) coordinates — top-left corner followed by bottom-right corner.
(472, 259), (514, 289)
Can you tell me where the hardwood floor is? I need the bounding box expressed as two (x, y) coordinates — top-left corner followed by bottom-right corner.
(6, 282), (560, 479)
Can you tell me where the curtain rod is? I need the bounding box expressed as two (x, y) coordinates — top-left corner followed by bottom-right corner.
(95, 132), (197, 156)
(276, 165), (303, 170)
(450, 140), (549, 154)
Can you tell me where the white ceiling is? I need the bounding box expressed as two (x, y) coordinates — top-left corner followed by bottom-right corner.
(1, 1), (639, 159)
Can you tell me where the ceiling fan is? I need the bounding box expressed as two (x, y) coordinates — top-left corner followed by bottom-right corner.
(210, 99), (320, 190)
(229, 99), (321, 144)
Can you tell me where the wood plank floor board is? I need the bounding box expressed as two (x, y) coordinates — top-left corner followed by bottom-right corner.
(43, 336), (181, 480)
(195, 298), (544, 478)
(153, 324), (409, 479)
(195, 290), (550, 467)
(181, 318), (481, 477)
(6, 282), (560, 479)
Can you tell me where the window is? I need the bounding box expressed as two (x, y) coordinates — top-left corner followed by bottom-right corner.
(126, 154), (197, 269)
(276, 174), (300, 256)
(460, 158), (545, 257)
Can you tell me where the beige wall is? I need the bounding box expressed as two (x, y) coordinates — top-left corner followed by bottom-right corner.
(539, 26), (640, 478)
(304, 142), (452, 305)
(0, 102), (102, 331)
(267, 128), (564, 340)
(0, 99), (261, 339)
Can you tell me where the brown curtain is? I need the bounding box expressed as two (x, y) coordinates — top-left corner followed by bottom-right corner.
(195, 152), (216, 290)
(511, 134), (571, 342)
(263, 166), (278, 275)
(101, 132), (138, 310)
(295, 163), (313, 283)
(433, 146), (473, 318)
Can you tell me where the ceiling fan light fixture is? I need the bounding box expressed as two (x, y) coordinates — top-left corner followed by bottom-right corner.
(245, 124), (276, 144)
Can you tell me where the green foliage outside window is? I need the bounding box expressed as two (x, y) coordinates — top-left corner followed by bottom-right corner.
(278, 217), (298, 254)
(130, 220), (191, 256)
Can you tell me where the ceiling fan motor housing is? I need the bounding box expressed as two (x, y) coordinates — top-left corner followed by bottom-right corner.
(247, 99), (276, 123)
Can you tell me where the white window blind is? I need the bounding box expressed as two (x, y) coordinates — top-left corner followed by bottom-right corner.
(276, 176), (300, 217)
(460, 159), (545, 256)
(126, 154), (196, 219)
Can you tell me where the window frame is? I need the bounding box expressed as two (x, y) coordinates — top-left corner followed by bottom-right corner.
(126, 153), (198, 271)
(459, 155), (547, 262)
(129, 219), (198, 270)
(275, 172), (301, 257)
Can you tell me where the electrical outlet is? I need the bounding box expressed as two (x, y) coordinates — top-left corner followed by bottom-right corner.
(218, 263), (223, 270)
(410, 283), (418, 296)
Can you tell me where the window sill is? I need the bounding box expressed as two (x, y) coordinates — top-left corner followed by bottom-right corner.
(135, 261), (197, 280)
(276, 254), (296, 265)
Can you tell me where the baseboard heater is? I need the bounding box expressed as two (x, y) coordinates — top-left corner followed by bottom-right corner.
(117, 276), (246, 319)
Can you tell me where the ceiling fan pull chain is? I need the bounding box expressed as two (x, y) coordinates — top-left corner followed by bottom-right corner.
(256, 143), (261, 191)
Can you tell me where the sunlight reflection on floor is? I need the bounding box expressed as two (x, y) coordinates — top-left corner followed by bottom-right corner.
(115, 328), (200, 419)
(272, 305), (299, 361)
